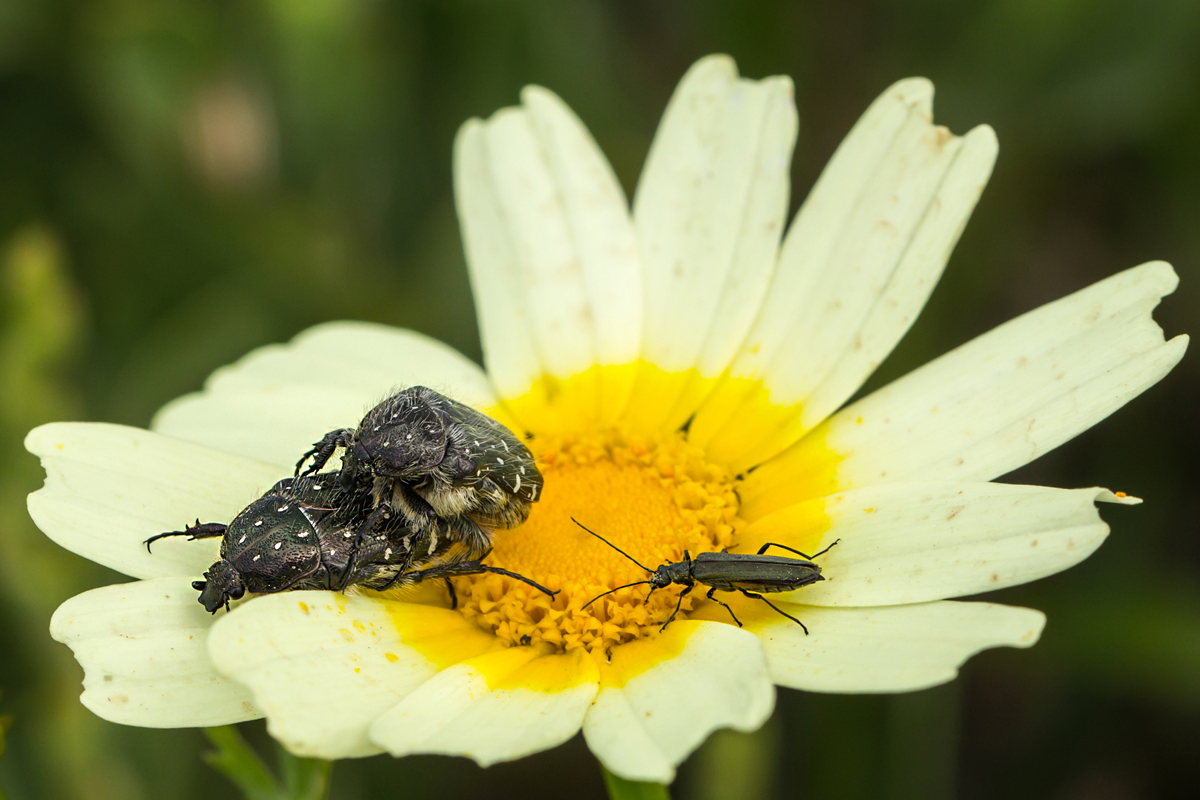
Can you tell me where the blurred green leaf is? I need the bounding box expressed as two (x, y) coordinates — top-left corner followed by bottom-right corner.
(602, 765), (670, 800)
(0, 710), (12, 800)
(203, 727), (280, 800)
(203, 726), (331, 800)
(0, 713), (11, 762)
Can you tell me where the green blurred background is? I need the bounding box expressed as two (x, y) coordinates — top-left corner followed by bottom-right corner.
(1, 1), (1198, 798)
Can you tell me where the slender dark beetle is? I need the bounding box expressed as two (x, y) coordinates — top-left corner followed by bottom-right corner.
(574, 519), (838, 634)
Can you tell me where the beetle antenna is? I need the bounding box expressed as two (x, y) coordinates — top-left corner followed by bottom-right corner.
(582, 580), (652, 610)
(571, 518), (654, 572)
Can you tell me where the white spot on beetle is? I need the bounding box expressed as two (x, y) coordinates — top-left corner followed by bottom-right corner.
(238, 534), (247, 544)
(252, 554), (261, 562)
(274, 542), (282, 550)
(254, 520), (264, 527)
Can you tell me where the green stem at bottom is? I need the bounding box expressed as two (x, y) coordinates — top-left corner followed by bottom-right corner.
(601, 764), (671, 800)
(203, 726), (332, 800)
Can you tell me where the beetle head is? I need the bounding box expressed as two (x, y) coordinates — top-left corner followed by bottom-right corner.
(357, 417), (447, 478)
(649, 567), (674, 589)
(193, 560), (245, 613)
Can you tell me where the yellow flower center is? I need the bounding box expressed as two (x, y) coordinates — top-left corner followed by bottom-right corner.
(454, 428), (745, 658)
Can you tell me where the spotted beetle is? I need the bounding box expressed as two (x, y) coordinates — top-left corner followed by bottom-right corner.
(146, 474), (423, 613)
(575, 519), (838, 634)
(295, 386), (543, 563)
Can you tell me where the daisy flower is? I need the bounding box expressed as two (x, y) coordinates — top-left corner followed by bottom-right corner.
(30, 55), (1185, 784)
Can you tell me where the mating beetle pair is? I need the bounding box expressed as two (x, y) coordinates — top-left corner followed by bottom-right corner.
(148, 471), (555, 613)
(148, 386), (552, 613)
(575, 520), (837, 634)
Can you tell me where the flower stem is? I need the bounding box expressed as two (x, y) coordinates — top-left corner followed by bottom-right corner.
(0, 713), (12, 800)
(278, 747), (334, 800)
(203, 726), (333, 800)
(601, 764), (671, 800)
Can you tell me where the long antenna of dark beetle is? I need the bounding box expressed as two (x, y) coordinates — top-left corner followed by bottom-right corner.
(571, 518), (654, 572)
(582, 580), (653, 610)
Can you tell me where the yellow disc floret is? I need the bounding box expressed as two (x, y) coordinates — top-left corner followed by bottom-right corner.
(454, 428), (746, 658)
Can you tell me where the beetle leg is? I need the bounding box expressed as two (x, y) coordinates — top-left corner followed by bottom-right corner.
(742, 591), (808, 635)
(705, 586), (742, 628)
(660, 584), (693, 632)
(374, 529), (432, 591)
(444, 577), (458, 609)
(469, 564), (557, 599)
(807, 539), (841, 560)
(296, 428), (353, 477)
(395, 561), (556, 599)
(756, 539), (840, 561)
(338, 502), (392, 591)
(144, 520), (227, 552)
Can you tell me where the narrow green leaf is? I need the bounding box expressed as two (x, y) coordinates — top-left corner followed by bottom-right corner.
(278, 744), (334, 800)
(203, 727), (283, 800)
(0, 714), (11, 763)
(601, 764), (671, 800)
(0, 712), (12, 800)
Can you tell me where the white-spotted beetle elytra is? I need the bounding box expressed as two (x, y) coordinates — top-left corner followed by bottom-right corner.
(575, 519), (838, 634)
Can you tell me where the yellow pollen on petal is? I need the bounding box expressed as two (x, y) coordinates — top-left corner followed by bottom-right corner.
(455, 428), (745, 660)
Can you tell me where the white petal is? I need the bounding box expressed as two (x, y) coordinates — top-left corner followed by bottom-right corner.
(154, 384), (382, 471)
(369, 646), (598, 766)
(749, 600), (1045, 693)
(693, 81), (999, 471)
(153, 322), (497, 464)
(624, 54), (798, 430)
(582, 621), (774, 784)
(26, 422), (283, 579)
(743, 261), (1187, 516)
(207, 592), (496, 759)
(741, 482), (1133, 607)
(454, 86), (641, 421)
(50, 577), (259, 727)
